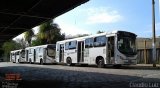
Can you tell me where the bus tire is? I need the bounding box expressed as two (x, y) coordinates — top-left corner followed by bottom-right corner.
(66, 57), (72, 66)
(40, 59), (43, 65)
(81, 64), (88, 67)
(97, 59), (104, 68)
(113, 65), (121, 68)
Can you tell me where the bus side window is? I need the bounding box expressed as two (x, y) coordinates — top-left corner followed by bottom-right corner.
(94, 37), (99, 47)
(65, 42), (69, 50)
(101, 36), (106, 46)
(17, 51), (20, 55)
(85, 38), (93, 48)
(85, 39), (89, 48)
(68, 41), (77, 50)
(94, 36), (106, 47)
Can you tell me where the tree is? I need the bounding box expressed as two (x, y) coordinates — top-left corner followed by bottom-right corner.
(0, 49), (4, 59)
(66, 34), (89, 39)
(2, 40), (21, 61)
(97, 30), (104, 34)
(15, 38), (27, 49)
(24, 29), (34, 46)
(37, 20), (65, 44)
(31, 38), (43, 46)
(76, 34), (89, 37)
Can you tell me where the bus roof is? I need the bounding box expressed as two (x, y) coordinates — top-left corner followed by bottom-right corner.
(25, 44), (56, 49)
(10, 49), (24, 53)
(56, 30), (125, 43)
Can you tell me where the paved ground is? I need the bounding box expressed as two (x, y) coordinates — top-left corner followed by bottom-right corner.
(0, 62), (160, 88)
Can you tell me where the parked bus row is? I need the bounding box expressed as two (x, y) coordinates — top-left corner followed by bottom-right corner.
(10, 31), (137, 67)
(10, 44), (56, 64)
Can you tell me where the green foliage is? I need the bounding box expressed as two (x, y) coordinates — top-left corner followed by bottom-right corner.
(24, 29), (34, 46)
(15, 38), (27, 49)
(97, 30), (104, 34)
(0, 49), (4, 57)
(31, 38), (43, 46)
(76, 34), (89, 37)
(2, 40), (22, 61)
(37, 20), (65, 44)
(23, 20), (65, 46)
(67, 34), (89, 39)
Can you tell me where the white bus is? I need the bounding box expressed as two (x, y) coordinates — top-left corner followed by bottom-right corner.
(25, 44), (56, 64)
(10, 50), (16, 63)
(10, 49), (25, 63)
(56, 31), (137, 67)
(25, 46), (36, 63)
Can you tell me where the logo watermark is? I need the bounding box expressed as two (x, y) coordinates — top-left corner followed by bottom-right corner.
(1, 73), (22, 88)
(2, 82), (18, 88)
(130, 82), (159, 88)
(5, 74), (22, 81)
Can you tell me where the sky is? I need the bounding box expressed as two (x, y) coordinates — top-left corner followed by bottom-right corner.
(14, 0), (160, 40)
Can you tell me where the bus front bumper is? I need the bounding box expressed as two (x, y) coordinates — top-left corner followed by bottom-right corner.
(115, 59), (137, 65)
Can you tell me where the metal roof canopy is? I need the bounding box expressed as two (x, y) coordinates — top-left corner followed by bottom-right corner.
(0, 0), (88, 45)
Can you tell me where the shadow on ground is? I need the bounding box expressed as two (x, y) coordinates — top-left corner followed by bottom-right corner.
(0, 65), (160, 88)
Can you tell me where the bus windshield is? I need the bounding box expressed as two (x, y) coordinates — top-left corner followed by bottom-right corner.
(117, 32), (137, 55)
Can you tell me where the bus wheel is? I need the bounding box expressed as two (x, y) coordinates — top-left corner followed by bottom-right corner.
(40, 59), (43, 65)
(97, 59), (104, 68)
(113, 65), (121, 68)
(81, 64), (88, 67)
(66, 58), (72, 66)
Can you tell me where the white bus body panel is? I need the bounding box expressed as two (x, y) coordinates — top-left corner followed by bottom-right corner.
(25, 47), (35, 63)
(15, 54), (20, 63)
(45, 56), (56, 63)
(11, 55), (16, 62)
(19, 57), (26, 62)
(84, 47), (106, 65)
(10, 51), (16, 63)
(10, 50), (23, 63)
(64, 49), (77, 63)
(35, 47), (42, 63)
(26, 44), (56, 64)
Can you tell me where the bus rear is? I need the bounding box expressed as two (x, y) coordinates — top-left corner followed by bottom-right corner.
(45, 44), (57, 64)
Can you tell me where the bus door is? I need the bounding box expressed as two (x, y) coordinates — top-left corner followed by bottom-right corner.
(26, 50), (29, 62)
(77, 41), (84, 62)
(14, 52), (17, 63)
(15, 52), (19, 63)
(34, 49), (36, 63)
(107, 36), (115, 64)
(59, 44), (64, 62)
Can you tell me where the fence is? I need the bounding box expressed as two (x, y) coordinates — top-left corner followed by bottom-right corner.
(137, 48), (160, 64)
